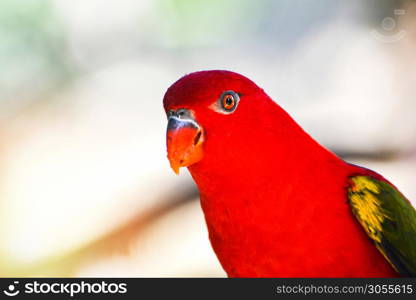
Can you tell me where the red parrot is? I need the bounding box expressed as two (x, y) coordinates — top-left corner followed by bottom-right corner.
(163, 70), (416, 277)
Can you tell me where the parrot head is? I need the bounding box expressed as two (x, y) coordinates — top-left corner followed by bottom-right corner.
(163, 70), (287, 175)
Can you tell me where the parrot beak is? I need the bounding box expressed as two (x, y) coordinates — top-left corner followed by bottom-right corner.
(166, 111), (204, 174)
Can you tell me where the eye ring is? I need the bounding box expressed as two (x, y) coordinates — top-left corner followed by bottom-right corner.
(220, 91), (239, 112)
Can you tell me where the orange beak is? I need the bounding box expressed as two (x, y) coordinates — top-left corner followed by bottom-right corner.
(166, 113), (204, 174)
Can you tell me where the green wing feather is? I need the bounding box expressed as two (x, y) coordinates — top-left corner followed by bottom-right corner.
(348, 175), (416, 277)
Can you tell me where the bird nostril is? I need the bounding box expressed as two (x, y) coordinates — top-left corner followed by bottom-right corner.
(176, 108), (189, 119)
(167, 110), (174, 119)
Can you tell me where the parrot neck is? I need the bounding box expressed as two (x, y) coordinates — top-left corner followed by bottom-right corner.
(188, 101), (347, 202)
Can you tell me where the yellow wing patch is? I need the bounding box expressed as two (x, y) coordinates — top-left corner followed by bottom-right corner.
(349, 176), (390, 243)
(351, 176), (380, 194)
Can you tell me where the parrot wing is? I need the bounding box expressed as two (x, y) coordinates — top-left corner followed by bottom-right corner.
(348, 175), (416, 277)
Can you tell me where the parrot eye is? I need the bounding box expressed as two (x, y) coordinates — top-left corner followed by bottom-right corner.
(219, 91), (239, 113)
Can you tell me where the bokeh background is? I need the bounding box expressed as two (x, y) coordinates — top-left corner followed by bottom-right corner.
(0, 0), (415, 277)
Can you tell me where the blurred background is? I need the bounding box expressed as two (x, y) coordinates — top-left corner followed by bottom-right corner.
(0, 0), (415, 277)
